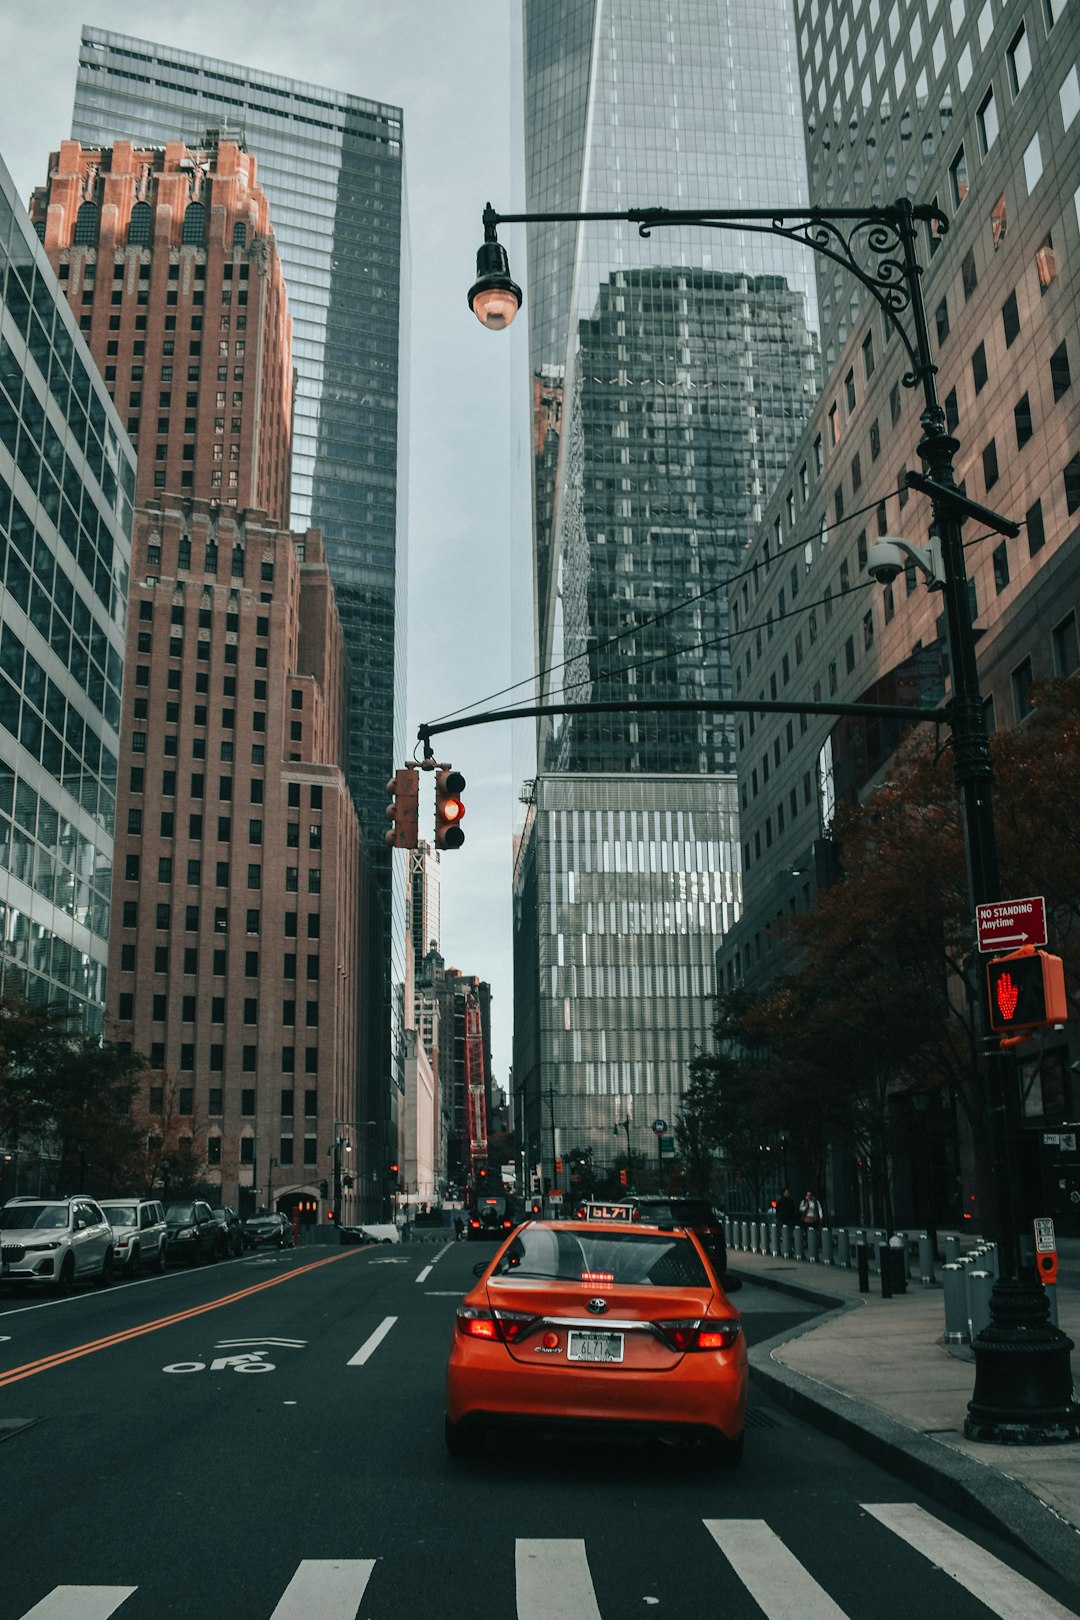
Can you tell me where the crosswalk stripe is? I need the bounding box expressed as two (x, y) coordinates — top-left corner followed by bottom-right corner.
(19, 1588), (136, 1620)
(516, 1539), (602, 1620)
(862, 1503), (1079, 1620)
(267, 1560), (376, 1619)
(704, 1520), (849, 1619)
(347, 1316), (397, 1365)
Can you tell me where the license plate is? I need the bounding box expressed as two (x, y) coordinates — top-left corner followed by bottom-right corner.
(567, 1330), (624, 1363)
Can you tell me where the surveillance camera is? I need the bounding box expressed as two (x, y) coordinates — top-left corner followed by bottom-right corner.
(865, 539), (907, 586)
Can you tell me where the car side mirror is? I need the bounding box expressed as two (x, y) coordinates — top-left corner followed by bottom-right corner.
(472, 1261), (487, 1278)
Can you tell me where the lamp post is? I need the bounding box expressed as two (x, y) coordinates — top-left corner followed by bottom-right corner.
(333, 1120), (377, 1227)
(470, 197), (1078, 1443)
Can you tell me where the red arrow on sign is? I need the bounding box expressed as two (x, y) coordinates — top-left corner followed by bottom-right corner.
(976, 896), (1047, 954)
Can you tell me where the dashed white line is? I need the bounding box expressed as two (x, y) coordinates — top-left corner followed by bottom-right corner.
(704, 1520), (849, 1618)
(347, 1316), (397, 1366)
(415, 1264), (434, 1283)
(19, 1588), (137, 1620)
(516, 1540), (602, 1620)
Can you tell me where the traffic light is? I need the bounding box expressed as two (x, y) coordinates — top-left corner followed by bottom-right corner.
(986, 946), (1067, 1033)
(319, 1179), (329, 1198)
(434, 768), (466, 850)
(385, 767), (419, 849)
(619, 1168), (629, 1187)
(388, 1161), (399, 1187)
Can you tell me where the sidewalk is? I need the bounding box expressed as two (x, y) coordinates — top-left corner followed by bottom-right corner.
(729, 1235), (1080, 1587)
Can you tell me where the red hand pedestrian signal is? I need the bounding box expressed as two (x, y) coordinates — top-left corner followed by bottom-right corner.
(986, 946), (1067, 1034)
(994, 971), (1020, 1023)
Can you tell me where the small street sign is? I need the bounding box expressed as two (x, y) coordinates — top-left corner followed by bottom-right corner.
(976, 896), (1047, 954)
(1033, 1217), (1056, 1252)
(652, 1118), (668, 1135)
(660, 1137), (675, 1156)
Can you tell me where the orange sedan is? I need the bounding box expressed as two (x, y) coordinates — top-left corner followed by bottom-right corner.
(445, 1211), (747, 1463)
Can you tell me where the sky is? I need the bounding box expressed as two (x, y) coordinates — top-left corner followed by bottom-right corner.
(0, 1), (532, 1084)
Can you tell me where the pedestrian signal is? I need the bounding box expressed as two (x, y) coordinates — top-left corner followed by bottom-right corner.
(986, 946), (1067, 1033)
(385, 767), (419, 849)
(435, 768), (466, 850)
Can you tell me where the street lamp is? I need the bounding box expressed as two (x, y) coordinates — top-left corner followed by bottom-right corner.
(471, 197), (1078, 1443)
(333, 1121), (377, 1226)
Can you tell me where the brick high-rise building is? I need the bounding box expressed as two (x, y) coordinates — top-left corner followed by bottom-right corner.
(31, 138), (365, 1220)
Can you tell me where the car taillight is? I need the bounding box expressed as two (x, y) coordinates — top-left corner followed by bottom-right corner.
(655, 1318), (741, 1352)
(456, 1306), (538, 1343)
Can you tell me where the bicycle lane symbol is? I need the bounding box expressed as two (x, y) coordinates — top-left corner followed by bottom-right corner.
(163, 1338), (306, 1374)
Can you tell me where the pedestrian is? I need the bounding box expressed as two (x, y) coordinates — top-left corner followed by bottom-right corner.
(775, 1187), (796, 1228)
(799, 1189), (823, 1229)
(453, 1215), (464, 1241)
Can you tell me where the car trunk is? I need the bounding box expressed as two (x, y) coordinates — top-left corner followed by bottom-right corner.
(484, 1280), (722, 1368)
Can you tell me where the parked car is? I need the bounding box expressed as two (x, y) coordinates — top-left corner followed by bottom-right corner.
(163, 1200), (218, 1266)
(243, 1212), (294, 1249)
(446, 1209), (746, 1463)
(209, 1205), (244, 1259)
(98, 1197), (169, 1277)
(0, 1196), (115, 1294)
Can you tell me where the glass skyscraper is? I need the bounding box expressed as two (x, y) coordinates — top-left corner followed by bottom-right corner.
(0, 154), (135, 1030)
(70, 26), (409, 865)
(513, 0), (820, 1179)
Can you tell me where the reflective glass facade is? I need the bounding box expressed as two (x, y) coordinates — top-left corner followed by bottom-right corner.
(514, 0), (819, 1174)
(0, 156), (134, 1029)
(71, 27), (409, 862)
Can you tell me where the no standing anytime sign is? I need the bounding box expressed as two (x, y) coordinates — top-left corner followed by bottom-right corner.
(975, 896), (1048, 954)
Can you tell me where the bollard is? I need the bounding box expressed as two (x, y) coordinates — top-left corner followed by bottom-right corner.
(942, 1262), (968, 1341)
(944, 1234), (961, 1264)
(857, 1241), (870, 1292)
(871, 1230), (888, 1271)
(1046, 1282), (1060, 1329)
(749, 1221), (759, 1253)
(837, 1228), (850, 1268)
(885, 1235), (907, 1294)
(879, 1243), (893, 1298)
(820, 1227), (834, 1265)
(792, 1224), (805, 1261)
(740, 1219), (750, 1252)
(725, 1217), (733, 1248)
(770, 1221), (780, 1257)
(917, 1232), (937, 1285)
(967, 1268), (995, 1343)
(806, 1226), (819, 1262)
(780, 1224), (791, 1259)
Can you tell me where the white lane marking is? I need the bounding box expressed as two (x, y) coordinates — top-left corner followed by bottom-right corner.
(216, 1337), (307, 1347)
(347, 1316), (397, 1366)
(516, 1540), (601, 1620)
(268, 1560), (376, 1620)
(704, 1520), (849, 1618)
(415, 1264), (434, 1283)
(19, 1588), (136, 1620)
(863, 1503), (1080, 1620)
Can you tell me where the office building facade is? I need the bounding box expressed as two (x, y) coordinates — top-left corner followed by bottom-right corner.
(514, 0), (819, 1173)
(71, 28), (409, 856)
(0, 153), (134, 1032)
(720, 0), (1080, 1220)
(32, 137), (364, 1219)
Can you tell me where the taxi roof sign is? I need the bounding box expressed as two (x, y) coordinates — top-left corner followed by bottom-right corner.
(578, 1201), (637, 1222)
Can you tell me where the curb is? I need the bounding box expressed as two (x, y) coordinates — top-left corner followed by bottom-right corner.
(731, 1265), (1080, 1588)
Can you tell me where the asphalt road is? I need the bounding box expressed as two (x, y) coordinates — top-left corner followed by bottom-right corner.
(0, 1241), (1076, 1619)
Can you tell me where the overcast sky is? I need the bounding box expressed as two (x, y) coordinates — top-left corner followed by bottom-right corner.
(0, 1), (531, 1083)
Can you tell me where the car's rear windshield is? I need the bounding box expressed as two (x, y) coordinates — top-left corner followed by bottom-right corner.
(99, 1205), (137, 1226)
(0, 1204), (68, 1231)
(165, 1204), (195, 1222)
(491, 1227), (710, 1288)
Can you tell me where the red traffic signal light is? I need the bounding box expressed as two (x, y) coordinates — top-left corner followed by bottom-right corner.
(435, 768), (466, 850)
(986, 946), (1067, 1033)
(385, 767), (419, 849)
(619, 1168), (628, 1187)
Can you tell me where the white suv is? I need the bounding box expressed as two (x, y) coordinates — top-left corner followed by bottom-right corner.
(98, 1198), (169, 1277)
(0, 1196), (115, 1293)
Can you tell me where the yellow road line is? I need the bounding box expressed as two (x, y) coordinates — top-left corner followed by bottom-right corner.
(0, 1248), (365, 1388)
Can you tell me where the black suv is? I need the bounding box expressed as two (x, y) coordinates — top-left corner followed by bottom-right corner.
(631, 1197), (728, 1283)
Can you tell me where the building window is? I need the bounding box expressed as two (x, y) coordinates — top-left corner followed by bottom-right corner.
(972, 342), (988, 393)
(982, 439), (999, 490)
(1050, 340), (1072, 402)
(977, 86), (999, 154)
(961, 247), (978, 300)
(989, 196), (1009, 255)
(1011, 656), (1034, 720)
(1007, 23), (1032, 95)
(949, 143), (968, 206)
(934, 297), (949, 345)
(1036, 233), (1058, 293)
(1001, 290), (1021, 347)
(1053, 611), (1079, 675)
(1014, 394), (1034, 449)
(1065, 453), (1080, 515)
(992, 541), (1010, 593)
(1026, 498), (1045, 557)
